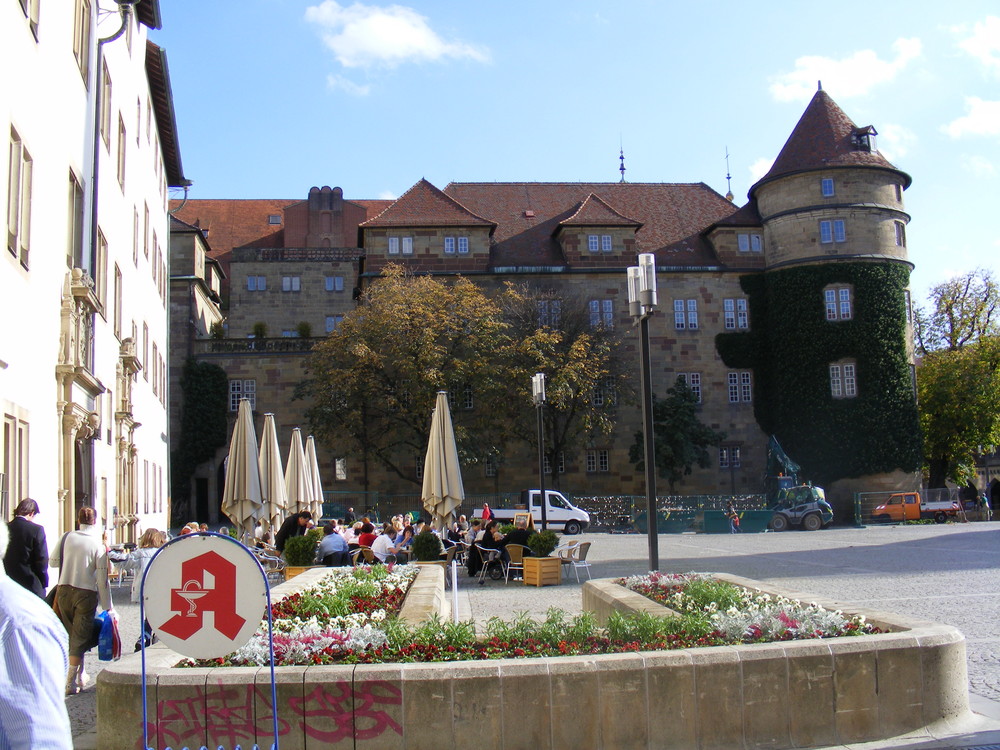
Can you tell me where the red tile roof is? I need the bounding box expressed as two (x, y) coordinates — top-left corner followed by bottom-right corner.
(751, 90), (911, 196)
(442, 182), (739, 267)
(560, 193), (642, 228)
(361, 178), (495, 229)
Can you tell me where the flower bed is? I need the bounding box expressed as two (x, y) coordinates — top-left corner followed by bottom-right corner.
(618, 571), (880, 642)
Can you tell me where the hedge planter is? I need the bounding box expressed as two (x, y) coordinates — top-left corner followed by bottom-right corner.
(283, 564), (321, 581)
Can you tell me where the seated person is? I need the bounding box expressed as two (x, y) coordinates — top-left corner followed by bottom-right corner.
(500, 518), (532, 561)
(357, 522), (377, 549)
(343, 522), (361, 548)
(465, 519), (482, 545)
(316, 523), (350, 566)
(395, 526), (414, 558)
(370, 529), (398, 563)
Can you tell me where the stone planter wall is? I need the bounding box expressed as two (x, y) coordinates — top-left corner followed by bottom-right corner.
(98, 569), (970, 750)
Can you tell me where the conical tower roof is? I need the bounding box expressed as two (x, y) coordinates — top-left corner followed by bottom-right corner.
(750, 89), (911, 197)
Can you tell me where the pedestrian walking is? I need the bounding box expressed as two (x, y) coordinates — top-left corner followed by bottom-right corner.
(726, 501), (741, 534)
(0, 519), (73, 748)
(131, 528), (166, 650)
(49, 506), (113, 695)
(3, 498), (49, 597)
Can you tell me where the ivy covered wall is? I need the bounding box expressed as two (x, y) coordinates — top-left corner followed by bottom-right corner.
(716, 262), (922, 486)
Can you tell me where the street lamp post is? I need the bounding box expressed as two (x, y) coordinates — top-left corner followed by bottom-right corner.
(627, 253), (659, 571)
(531, 372), (547, 531)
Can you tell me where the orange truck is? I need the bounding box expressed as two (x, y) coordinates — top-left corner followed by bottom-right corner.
(872, 492), (961, 524)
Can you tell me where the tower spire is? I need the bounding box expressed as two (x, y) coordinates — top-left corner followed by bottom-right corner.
(724, 147), (734, 202)
(619, 137), (626, 183)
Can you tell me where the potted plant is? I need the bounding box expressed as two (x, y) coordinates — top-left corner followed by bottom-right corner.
(252, 321), (268, 339)
(296, 321), (312, 338)
(410, 530), (444, 565)
(283, 528), (322, 580)
(523, 529), (562, 586)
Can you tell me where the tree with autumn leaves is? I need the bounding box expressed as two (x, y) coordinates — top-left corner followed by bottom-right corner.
(302, 265), (626, 491)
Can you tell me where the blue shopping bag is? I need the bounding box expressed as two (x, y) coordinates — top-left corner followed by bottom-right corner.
(96, 610), (122, 661)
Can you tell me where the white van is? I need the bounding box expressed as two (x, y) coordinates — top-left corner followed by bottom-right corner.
(475, 490), (590, 534)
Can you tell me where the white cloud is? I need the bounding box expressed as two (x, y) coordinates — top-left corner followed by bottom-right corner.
(749, 157), (773, 183)
(942, 97), (1000, 138)
(961, 154), (996, 177)
(305, 1), (489, 69)
(325, 74), (371, 96)
(876, 123), (917, 161)
(378, 190), (398, 200)
(769, 38), (922, 102)
(956, 16), (1000, 74)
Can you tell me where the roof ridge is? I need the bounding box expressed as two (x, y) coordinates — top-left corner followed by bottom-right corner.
(360, 178), (495, 228)
(560, 193), (642, 226)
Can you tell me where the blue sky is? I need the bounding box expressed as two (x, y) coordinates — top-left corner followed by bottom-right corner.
(152, 1), (1000, 302)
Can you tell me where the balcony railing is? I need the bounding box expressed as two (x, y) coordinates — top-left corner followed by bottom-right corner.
(192, 337), (325, 355)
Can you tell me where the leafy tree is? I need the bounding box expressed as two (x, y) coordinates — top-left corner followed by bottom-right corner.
(916, 268), (999, 355)
(498, 284), (630, 490)
(919, 337), (1000, 487)
(628, 376), (726, 493)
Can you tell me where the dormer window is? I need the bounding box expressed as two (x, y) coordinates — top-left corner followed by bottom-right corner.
(852, 126), (877, 153)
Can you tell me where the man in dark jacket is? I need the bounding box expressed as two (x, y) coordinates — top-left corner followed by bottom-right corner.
(3, 498), (49, 597)
(274, 511), (312, 553)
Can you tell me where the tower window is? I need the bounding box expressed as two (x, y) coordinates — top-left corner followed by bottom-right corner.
(894, 221), (906, 247)
(821, 178), (835, 197)
(724, 298), (749, 330)
(819, 220), (845, 244)
(737, 233), (763, 253)
(824, 286), (853, 321)
(830, 361), (858, 398)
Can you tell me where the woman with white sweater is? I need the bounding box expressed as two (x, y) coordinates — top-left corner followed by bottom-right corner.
(49, 506), (112, 695)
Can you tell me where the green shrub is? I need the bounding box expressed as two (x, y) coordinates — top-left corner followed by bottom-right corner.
(411, 530), (443, 561)
(527, 529), (559, 557)
(284, 528), (322, 566)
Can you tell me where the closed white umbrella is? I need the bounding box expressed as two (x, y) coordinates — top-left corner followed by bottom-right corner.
(221, 399), (264, 543)
(421, 391), (465, 531)
(305, 435), (325, 521)
(285, 428), (312, 516)
(258, 413), (288, 532)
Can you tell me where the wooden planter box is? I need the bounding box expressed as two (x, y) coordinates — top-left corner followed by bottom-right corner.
(284, 564), (321, 581)
(523, 555), (561, 586)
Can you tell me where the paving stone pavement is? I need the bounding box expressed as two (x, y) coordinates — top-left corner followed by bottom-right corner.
(69, 522), (1000, 748)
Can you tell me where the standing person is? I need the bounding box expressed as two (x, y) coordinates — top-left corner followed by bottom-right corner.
(344, 507), (356, 525)
(482, 502), (494, 523)
(49, 506), (112, 695)
(130, 528), (167, 650)
(3, 498), (49, 597)
(0, 518), (73, 748)
(726, 501), (741, 534)
(274, 511), (312, 554)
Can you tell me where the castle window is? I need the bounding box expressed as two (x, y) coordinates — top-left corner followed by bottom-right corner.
(821, 178), (835, 197)
(325, 275), (344, 292)
(588, 235), (599, 253)
(444, 237), (455, 254)
(402, 237), (413, 255)
(677, 372), (701, 403)
(593, 376), (617, 407)
(728, 371), (752, 403)
(589, 299), (614, 329)
(485, 456), (497, 478)
(458, 237), (469, 254)
(824, 286), (852, 321)
(281, 276), (301, 292)
(894, 184), (902, 202)
(325, 315), (343, 333)
(335, 457), (347, 481)
(388, 237), (399, 254)
(894, 221), (906, 247)
(601, 235), (612, 252)
(673, 299), (698, 330)
(830, 361), (857, 398)
(247, 275), (266, 291)
(724, 298), (748, 330)
(819, 219), (845, 244)
(586, 449), (610, 473)
(737, 233), (763, 253)
(537, 298), (562, 328)
(229, 379), (256, 411)
(720, 446), (741, 468)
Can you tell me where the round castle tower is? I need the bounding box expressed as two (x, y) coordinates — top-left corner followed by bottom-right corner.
(738, 88), (922, 515)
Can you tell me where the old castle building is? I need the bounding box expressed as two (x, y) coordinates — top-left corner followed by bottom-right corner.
(172, 88), (920, 521)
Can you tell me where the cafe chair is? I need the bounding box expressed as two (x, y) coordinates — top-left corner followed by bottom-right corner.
(505, 544), (530, 583)
(569, 542), (592, 583)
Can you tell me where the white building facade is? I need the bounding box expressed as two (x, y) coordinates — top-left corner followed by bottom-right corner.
(1, 0), (186, 545)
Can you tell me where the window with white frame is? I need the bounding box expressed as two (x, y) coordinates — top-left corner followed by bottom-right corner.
(588, 235), (599, 253)
(556, 451), (566, 474)
(677, 372), (701, 403)
(462, 384), (474, 410)
(723, 298), (748, 330)
(388, 237), (399, 254)
(593, 376), (616, 407)
(247, 275), (266, 291)
(728, 371), (752, 403)
(820, 219), (846, 244)
(414, 454), (423, 480)
(281, 276), (301, 292)
(117, 116), (126, 187)
(3, 415), (30, 517)
(485, 456), (497, 478)
(335, 457), (347, 481)
(737, 233), (763, 253)
(113, 265), (122, 339)
(589, 299), (614, 329)
(458, 237), (469, 254)
(7, 128), (32, 267)
(904, 289), (912, 324)
(325, 315), (344, 333)
(401, 237), (413, 255)
(586, 449), (610, 473)
(894, 221), (906, 247)
(537, 298), (562, 328)
(95, 229), (108, 304)
(229, 379), (256, 411)
(132, 207), (139, 265)
(601, 235), (612, 252)
(99, 62), (112, 148)
(821, 178), (835, 197)
(829, 361), (858, 398)
(824, 286), (852, 321)
(68, 171), (85, 268)
(444, 237), (455, 254)
(73, 0), (92, 80)
(325, 276), (344, 292)
(720, 446), (742, 468)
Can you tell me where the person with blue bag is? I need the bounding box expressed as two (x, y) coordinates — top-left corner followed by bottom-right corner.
(48, 506), (113, 695)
